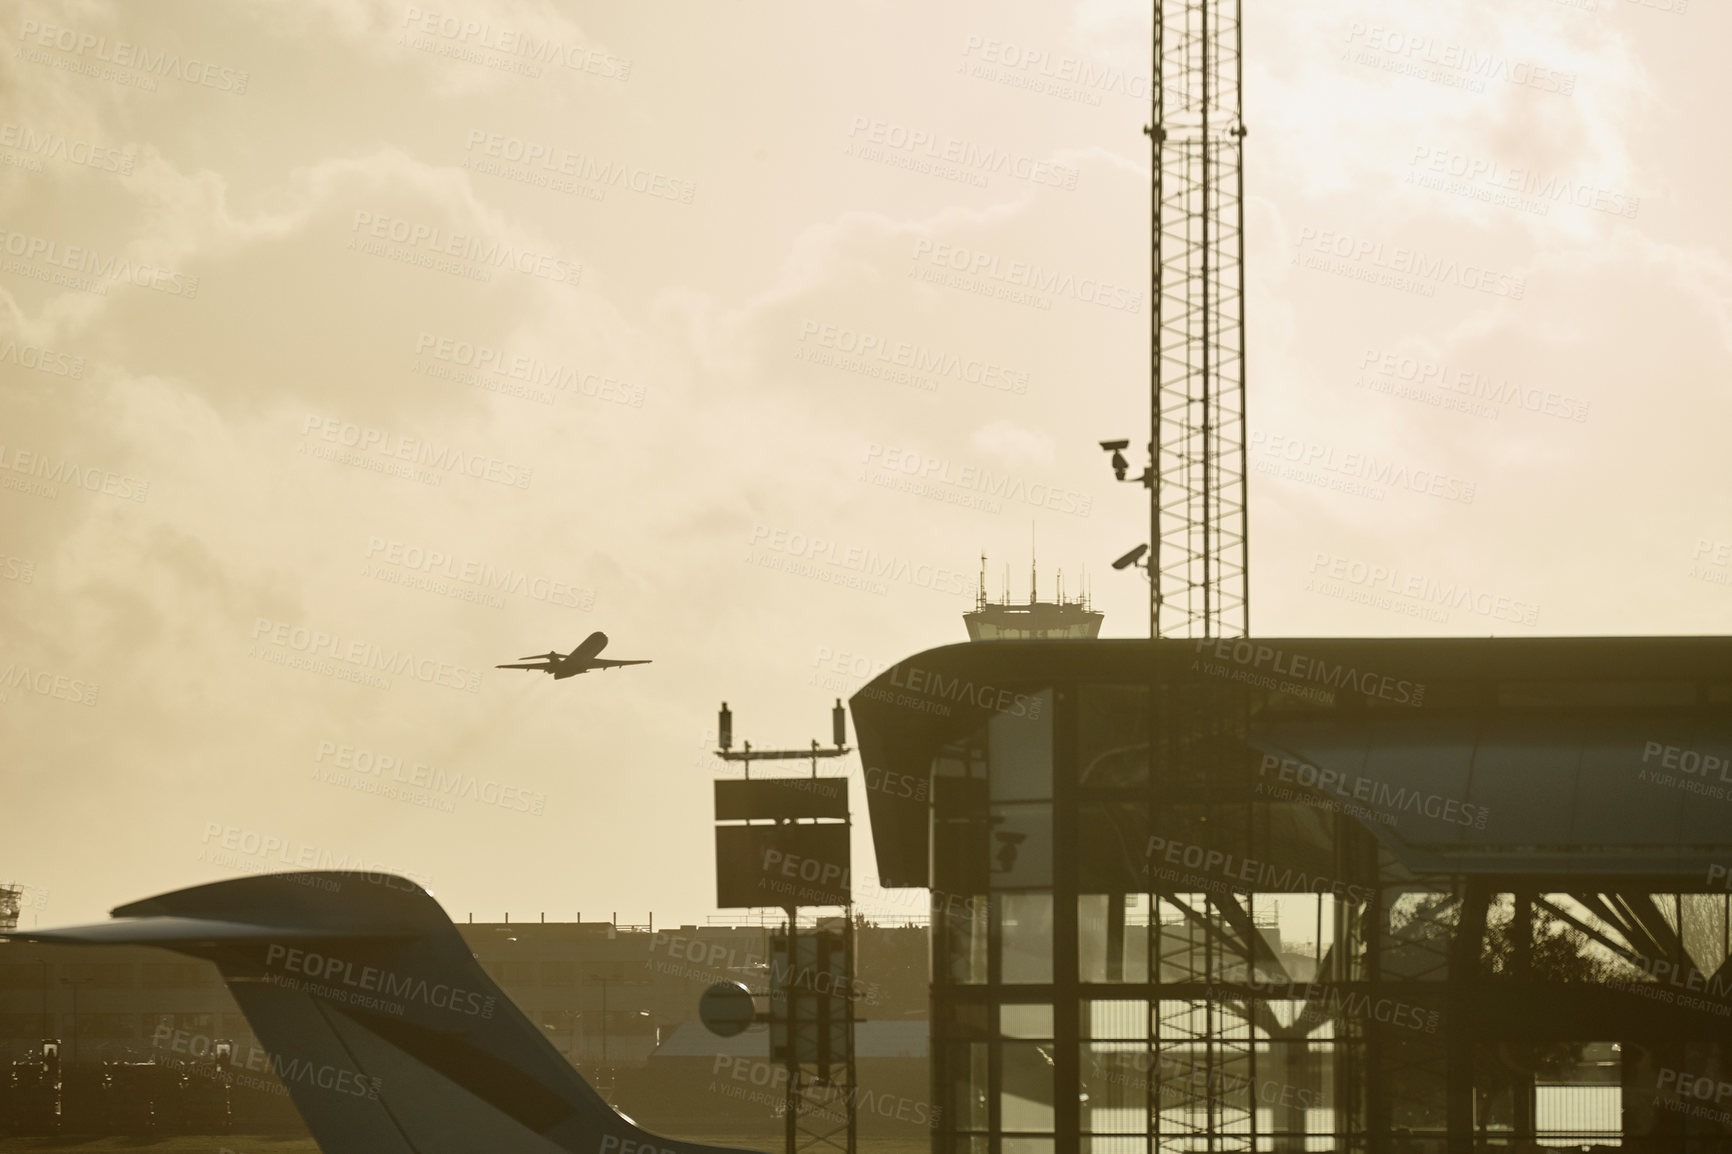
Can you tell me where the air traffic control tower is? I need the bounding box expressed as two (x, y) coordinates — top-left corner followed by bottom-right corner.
(964, 558), (1103, 642)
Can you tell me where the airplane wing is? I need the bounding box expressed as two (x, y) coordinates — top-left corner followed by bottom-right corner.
(589, 659), (651, 669)
(1, 873), (767, 1154)
(496, 662), (556, 672)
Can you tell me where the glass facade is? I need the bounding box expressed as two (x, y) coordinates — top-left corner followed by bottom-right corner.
(871, 647), (1732, 1154)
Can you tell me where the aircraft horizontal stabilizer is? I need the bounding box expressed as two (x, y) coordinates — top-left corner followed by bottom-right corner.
(3, 914), (392, 948)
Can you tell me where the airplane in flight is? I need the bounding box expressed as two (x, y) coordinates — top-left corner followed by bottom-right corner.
(3, 872), (764, 1154)
(496, 631), (650, 679)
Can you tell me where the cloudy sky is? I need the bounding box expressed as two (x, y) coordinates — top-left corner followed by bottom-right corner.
(1, 0), (1727, 928)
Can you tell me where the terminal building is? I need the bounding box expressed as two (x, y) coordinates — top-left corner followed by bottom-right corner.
(851, 635), (1732, 1154)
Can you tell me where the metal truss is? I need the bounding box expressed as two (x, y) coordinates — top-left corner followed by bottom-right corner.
(770, 920), (857, 1154)
(1149, 0), (1249, 640)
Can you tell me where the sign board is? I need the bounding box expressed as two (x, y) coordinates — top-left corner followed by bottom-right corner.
(714, 777), (848, 822)
(715, 823), (851, 908)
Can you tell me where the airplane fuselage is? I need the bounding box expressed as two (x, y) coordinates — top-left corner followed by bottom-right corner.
(496, 631), (651, 679)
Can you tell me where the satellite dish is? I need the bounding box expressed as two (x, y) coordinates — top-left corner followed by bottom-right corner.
(699, 981), (756, 1038)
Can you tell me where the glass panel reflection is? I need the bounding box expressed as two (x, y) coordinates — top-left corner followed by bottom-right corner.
(1001, 893), (1053, 984)
(1000, 1041), (1056, 1131)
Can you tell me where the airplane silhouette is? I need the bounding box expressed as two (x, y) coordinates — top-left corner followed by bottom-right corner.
(496, 631), (650, 679)
(2, 873), (764, 1154)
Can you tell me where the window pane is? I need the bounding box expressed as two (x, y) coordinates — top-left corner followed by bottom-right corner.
(1001, 1042), (1055, 1130)
(1081, 895), (1149, 983)
(942, 892), (988, 985)
(1081, 1138), (1145, 1154)
(1082, 1042), (1149, 1133)
(1084, 1000), (1149, 1041)
(1382, 889), (1460, 981)
(1078, 802), (1148, 893)
(1080, 894), (1109, 983)
(1000, 1004), (1053, 1039)
(991, 804), (1051, 889)
(1079, 684), (1150, 788)
(1001, 893), (1053, 984)
(989, 689), (1053, 802)
(1005, 1139), (1054, 1154)
(944, 1041), (989, 1130)
(1123, 896), (1150, 982)
(934, 805), (991, 897)
(1260, 1038), (1332, 1142)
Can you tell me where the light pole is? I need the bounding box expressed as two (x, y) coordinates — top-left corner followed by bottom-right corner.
(580, 975), (653, 1108)
(541, 1010), (582, 1063)
(59, 976), (92, 1066)
(584, 973), (651, 1067)
(595, 975), (609, 1066)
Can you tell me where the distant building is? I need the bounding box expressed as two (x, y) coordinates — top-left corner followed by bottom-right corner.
(963, 556), (1103, 641)
(0, 916), (926, 1069)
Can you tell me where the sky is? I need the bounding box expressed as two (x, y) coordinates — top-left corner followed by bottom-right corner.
(1, 0), (1728, 929)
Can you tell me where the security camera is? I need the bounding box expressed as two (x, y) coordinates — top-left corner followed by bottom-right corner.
(1100, 440), (1131, 481)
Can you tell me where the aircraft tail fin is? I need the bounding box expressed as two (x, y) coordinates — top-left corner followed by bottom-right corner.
(6, 872), (765, 1154)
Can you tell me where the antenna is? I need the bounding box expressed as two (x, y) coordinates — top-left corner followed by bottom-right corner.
(1029, 522), (1037, 605)
(977, 551), (987, 611)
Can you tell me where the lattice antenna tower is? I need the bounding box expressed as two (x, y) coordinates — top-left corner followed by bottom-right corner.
(1147, 0), (1249, 639)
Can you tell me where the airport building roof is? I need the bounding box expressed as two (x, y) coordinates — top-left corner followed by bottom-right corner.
(850, 636), (1732, 887)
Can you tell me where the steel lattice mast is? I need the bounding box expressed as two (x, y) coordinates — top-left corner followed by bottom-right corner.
(1147, 0), (1249, 640)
